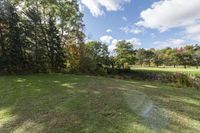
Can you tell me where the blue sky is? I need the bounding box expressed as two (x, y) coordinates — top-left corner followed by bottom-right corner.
(80, 0), (200, 51)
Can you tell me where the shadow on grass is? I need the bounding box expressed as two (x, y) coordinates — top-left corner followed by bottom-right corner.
(0, 74), (150, 133)
(0, 74), (199, 133)
(124, 80), (200, 132)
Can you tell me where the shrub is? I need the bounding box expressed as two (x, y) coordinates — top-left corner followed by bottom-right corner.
(108, 68), (200, 89)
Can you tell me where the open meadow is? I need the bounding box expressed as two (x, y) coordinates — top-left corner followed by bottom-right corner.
(132, 66), (200, 76)
(0, 74), (199, 133)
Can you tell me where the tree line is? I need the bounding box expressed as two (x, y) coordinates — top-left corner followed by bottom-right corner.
(83, 41), (200, 71)
(0, 0), (200, 74)
(135, 45), (200, 69)
(0, 0), (84, 73)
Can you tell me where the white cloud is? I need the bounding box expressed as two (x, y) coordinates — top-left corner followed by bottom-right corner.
(120, 27), (129, 33)
(185, 24), (200, 41)
(186, 34), (200, 42)
(185, 24), (200, 34)
(109, 38), (141, 53)
(122, 16), (128, 21)
(154, 39), (187, 49)
(100, 35), (141, 53)
(130, 28), (143, 34)
(136, 0), (200, 42)
(80, 0), (103, 16)
(120, 26), (143, 34)
(100, 35), (113, 44)
(127, 38), (142, 46)
(80, 0), (131, 17)
(136, 0), (200, 32)
(106, 29), (112, 33)
(85, 39), (92, 43)
(108, 39), (118, 53)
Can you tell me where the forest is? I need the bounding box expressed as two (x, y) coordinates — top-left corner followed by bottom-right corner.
(1, 0), (200, 75)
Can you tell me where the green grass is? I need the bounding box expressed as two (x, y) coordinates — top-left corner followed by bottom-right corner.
(0, 74), (199, 133)
(132, 66), (200, 76)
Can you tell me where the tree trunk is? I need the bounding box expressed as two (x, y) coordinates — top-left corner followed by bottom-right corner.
(111, 64), (114, 69)
(122, 64), (125, 70)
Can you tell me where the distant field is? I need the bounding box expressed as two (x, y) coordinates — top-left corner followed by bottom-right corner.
(0, 74), (199, 132)
(131, 66), (200, 76)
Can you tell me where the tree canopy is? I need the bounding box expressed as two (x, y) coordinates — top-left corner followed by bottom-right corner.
(0, 0), (200, 74)
(0, 0), (84, 73)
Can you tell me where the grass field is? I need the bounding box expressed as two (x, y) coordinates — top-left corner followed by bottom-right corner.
(0, 74), (199, 133)
(132, 66), (200, 76)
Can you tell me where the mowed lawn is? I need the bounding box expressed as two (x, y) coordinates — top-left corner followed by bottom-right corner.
(132, 66), (200, 76)
(0, 74), (199, 133)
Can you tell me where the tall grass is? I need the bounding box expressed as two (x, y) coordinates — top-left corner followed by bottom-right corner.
(107, 67), (200, 89)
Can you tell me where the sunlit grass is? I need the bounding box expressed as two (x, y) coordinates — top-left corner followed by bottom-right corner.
(0, 74), (199, 132)
(0, 108), (17, 129)
(132, 66), (200, 76)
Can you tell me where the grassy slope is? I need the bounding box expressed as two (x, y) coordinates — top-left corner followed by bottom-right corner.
(132, 67), (200, 76)
(0, 74), (199, 133)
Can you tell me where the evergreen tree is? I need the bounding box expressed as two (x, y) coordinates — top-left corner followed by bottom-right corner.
(5, 2), (25, 73)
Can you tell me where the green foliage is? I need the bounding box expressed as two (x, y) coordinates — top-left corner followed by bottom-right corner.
(47, 16), (65, 72)
(0, 1), (200, 75)
(80, 41), (109, 74)
(135, 45), (200, 69)
(176, 51), (193, 69)
(143, 49), (155, 66)
(192, 48), (200, 68)
(0, 0), (84, 73)
(115, 40), (136, 69)
(175, 73), (191, 87)
(136, 48), (147, 66)
(131, 68), (200, 89)
(151, 51), (163, 67)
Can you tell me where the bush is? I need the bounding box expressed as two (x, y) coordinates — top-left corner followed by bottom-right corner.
(134, 70), (200, 89)
(174, 73), (190, 87)
(107, 68), (200, 89)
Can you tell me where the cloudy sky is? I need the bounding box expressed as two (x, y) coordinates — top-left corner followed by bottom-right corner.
(79, 0), (200, 51)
